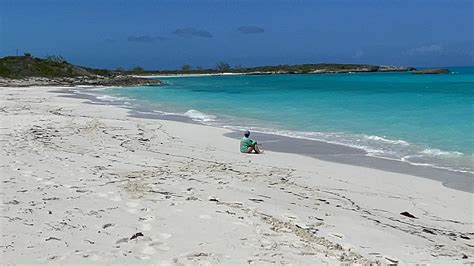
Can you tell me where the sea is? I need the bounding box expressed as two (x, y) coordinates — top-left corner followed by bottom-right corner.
(84, 67), (474, 174)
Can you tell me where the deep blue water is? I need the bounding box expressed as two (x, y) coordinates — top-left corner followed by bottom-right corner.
(98, 67), (474, 173)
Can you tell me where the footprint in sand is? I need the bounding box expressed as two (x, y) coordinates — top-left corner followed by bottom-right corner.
(22, 171), (32, 177)
(138, 255), (151, 261)
(110, 195), (122, 202)
(156, 245), (170, 251)
(139, 215), (155, 223)
(158, 233), (172, 240)
(126, 201), (140, 208)
(127, 209), (138, 214)
(328, 232), (344, 239)
(283, 213), (299, 221)
(141, 223), (152, 231)
(141, 246), (156, 255)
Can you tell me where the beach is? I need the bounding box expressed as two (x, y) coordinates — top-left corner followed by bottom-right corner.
(0, 86), (472, 264)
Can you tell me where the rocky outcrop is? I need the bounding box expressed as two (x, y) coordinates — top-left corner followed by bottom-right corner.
(0, 75), (162, 87)
(411, 68), (450, 74)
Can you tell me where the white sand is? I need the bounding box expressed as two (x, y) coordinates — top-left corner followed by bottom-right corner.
(133, 73), (243, 78)
(0, 86), (472, 264)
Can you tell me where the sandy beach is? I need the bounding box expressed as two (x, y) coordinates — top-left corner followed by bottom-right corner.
(1, 86), (472, 264)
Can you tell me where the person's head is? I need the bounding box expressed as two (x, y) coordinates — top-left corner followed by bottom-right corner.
(244, 130), (250, 138)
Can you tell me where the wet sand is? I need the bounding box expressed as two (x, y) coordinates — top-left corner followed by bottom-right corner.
(224, 131), (474, 193)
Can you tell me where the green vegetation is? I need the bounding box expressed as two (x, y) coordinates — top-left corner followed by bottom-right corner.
(0, 55), (114, 78)
(124, 62), (414, 75)
(181, 64), (192, 72)
(0, 55), (417, 79)
(216, 62), (231, 72)
(131, 66), (144, 72)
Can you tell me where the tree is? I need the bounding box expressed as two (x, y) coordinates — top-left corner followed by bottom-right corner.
(131, 66), (144, 72)
(216, 61), (231, 72)
(181, 64), (192, 72)
(46, 55), (66, 64)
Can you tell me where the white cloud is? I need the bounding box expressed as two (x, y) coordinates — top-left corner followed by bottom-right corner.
(352, 50), (364, 59)
(407, 44), (443, 55)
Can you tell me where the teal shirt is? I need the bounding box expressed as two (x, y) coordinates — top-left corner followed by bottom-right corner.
(240, 137), (256, 153)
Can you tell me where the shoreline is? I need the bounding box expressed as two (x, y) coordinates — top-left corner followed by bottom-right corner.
(62, 86), (474, 193)
(1, 85), (472, 264)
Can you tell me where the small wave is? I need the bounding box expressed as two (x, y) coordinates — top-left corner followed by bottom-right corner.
(420, 149), (464, 157)
(363, 135), (409, 146)
(71, 89), (130, 103)
(95, 94), (128, 102)
(184, 109), (216, 122)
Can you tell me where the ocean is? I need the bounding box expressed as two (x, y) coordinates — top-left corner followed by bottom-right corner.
(88, 67), (474, 173)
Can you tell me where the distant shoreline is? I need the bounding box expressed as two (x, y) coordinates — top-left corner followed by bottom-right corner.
(133, 72), (244, 78)
(1, 56), (452, 87)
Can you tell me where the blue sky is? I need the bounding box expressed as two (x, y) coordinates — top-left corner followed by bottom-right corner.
(1, 0), (473, 69)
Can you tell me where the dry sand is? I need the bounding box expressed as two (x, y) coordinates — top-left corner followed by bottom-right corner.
(0, 86), (472, 264)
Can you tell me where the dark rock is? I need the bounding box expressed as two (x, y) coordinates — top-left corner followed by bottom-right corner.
(411, 68), (450, 74)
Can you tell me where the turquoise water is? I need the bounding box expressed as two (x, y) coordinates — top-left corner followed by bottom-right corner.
(98, 67), (474, 173)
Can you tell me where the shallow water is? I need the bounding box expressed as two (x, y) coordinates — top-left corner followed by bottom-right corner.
(96, 67), (474, 173)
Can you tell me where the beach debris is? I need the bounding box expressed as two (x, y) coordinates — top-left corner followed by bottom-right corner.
(187, 252), (210, 258)
(102, 223), (115, 229)
(130, 232), (144, 240)
(400, 211), (417, 219)
(462, 254), (468, 259)
(148, 189), (172, 195)
(43, 197), (60, 201)
(248, 198), (264, 203)
(385, 257), (398, 264)
(422, 228), (436, 235)
(460, 235), (471, 240)
(116, 237), (129, 244)
(317, 199), (330, 204)
(6, 199), (20, 205)
(208, 196), (219, 202)
(85, 239), (95, 244)
(45, 236), (61, 242)
(186, 196), (198, 201)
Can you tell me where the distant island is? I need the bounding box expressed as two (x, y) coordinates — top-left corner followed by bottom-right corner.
(133, 63), (415, 76)
(0, 55), (450, 87)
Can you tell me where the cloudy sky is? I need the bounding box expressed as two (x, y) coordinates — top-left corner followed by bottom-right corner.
(1, 0), (473, 69)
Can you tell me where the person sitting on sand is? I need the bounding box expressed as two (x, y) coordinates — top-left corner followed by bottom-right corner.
(240, 130), (261, 154)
